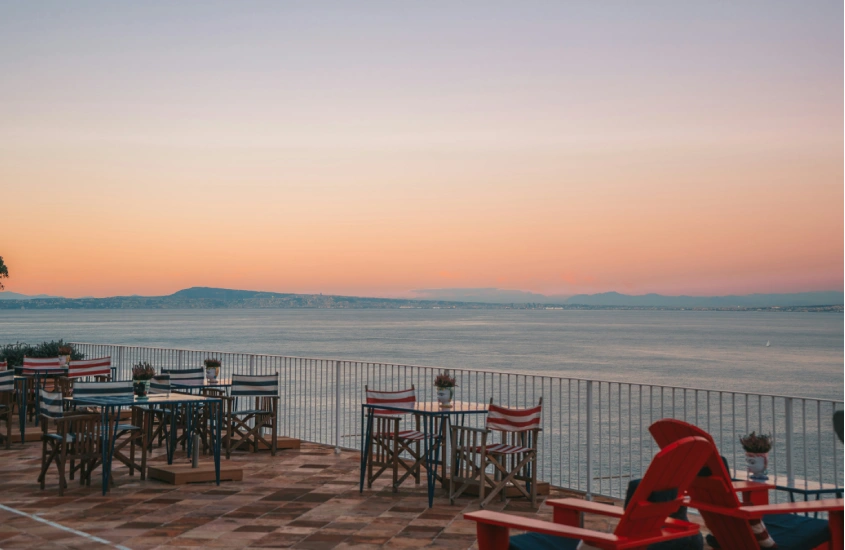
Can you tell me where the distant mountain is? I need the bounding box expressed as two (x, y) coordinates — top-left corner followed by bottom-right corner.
(0, 291), (61, 300)
(0, 286), (841, 310)
(565, 291), (844, 308)
(411, 288), (567, 304)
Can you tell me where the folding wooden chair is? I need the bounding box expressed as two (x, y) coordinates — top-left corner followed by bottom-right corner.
(145, 373), (178, 448)
(73, 381), (147, 480)
(37, 388), (101, 495)
(226, 374), (279, 458)
(0, 369), (14, 449)
(198, 387), (226, 454)
(465, 435), (713, 550)
(22, 357), (63, 421)
(68, 357), (113, 382)
(650, 418), (844, 550)
(452, 397), (542, 507)
(364, 386), (427, 492)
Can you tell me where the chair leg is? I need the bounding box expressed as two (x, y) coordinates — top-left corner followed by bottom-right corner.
(271, 414), (277, 456)
(392, 432), (399, 492)
(129, 434), (136, 476)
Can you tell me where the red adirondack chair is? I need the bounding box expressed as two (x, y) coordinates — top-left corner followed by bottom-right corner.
(649, 418), (844, 550)
(465, 435), (713, 550)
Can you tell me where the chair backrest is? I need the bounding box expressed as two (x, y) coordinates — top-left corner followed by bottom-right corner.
(613, 435), (713, 541)
(0, 370), (13, 393)
(40, 388), (64, 419)
(649, 419), (757, 549)
(365, 386), (416, 415)
(23, 357), (62, 374)
(486, 397), (543, 433)
(68, 357), (112, 380)
(231, 374), (279, 397)
(73, 380), (133, 399)
(0, 361), (6, 370)
(149, 374), (171, 394)
(162, 367), (205, 385)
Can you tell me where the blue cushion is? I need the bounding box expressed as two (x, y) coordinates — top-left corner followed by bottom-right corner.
(509, 532), (580, 550)
(763, 513), (830, 550)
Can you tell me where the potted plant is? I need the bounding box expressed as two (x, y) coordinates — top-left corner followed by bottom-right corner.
(434, 371), (457, 408)
(204, 358), (221, 382)
(740, 431), (772, 480)
(132, 362), (156, 397)
(58, 345), (73, 367)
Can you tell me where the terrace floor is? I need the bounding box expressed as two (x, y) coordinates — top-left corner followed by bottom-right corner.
(0, 440), (705, 549)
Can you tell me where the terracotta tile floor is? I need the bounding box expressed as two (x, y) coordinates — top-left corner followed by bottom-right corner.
(0, 439), (708, 549)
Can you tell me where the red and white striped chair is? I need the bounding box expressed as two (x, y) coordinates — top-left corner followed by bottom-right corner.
(22, 357), (62, 375)
(68, 357), (112, 381)
(450, 397), (542, 507)
(365, 386), (426, 492)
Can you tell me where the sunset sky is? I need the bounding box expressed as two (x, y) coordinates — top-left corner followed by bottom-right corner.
(1, 1), (842, 298)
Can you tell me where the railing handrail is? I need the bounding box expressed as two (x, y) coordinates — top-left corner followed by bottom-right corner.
(69, 341), (844, 404)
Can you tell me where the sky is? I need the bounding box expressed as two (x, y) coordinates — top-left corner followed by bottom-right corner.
(1, 1), (842, 298)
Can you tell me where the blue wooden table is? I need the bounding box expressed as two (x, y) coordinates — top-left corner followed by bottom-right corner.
(359, 401), (488, 507)
(71, 393), (223, 495)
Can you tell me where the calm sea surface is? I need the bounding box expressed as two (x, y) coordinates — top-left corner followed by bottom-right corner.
(0, 309), (841, 400)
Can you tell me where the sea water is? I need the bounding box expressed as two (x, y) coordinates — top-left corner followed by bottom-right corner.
(0, 308), (841, 400)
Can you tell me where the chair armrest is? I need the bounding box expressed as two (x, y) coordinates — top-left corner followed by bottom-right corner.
(732, 480), (775, 492)
(691, 498), (844, 519)
(464, 510), (700, 549)
(545, 498), (624, 518)
(464, 510), (619, 546)
(450, 425), (488, 435)
(737, 498), (844, 519)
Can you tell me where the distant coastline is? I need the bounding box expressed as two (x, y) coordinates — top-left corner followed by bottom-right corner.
(0, 287), (841, 312)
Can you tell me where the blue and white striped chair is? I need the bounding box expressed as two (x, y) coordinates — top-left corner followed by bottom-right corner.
(227, 374), (279, 458)
(145, 374), (173, 449)
(162, 368), (204, 389)
(72, 381), (147, 480)
(0, 370), (14, 449)
(149, 374), (171, 395)
(38, 388), (101, 495)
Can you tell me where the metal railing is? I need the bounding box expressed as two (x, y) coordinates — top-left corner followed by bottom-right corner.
(71, 342), (843, 502)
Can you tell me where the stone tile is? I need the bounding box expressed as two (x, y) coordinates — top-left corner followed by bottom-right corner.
(0, 438), (715, 550)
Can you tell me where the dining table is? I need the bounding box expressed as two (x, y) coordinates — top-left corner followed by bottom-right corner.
(359, 400), (489, 507)
(70, 392), (224, 495)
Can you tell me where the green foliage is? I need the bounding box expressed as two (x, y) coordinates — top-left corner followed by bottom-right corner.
(0, 340), (84, 367)
(740, 431), (772, 453)
(0, 256), (7, 290)
(434, 371), (457, 388)
(132, 361), (156, 380)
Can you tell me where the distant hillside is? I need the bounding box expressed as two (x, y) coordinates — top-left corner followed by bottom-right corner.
(565, 291), (844, 308)
(0, 286), (840, 311)
(0, 287), (487, 310)
(0, 291), (60, 300)
(411, 288), (567, 304)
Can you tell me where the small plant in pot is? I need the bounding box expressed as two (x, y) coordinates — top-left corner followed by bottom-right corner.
(204, 358), (221, 382)
(58, 345), (73, 367)
(740, 431), (772, 480)
(434, 372), (457, 408)
(132, 362), (156, 397)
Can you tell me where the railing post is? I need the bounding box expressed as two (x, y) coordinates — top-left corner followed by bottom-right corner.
(586, 380), (594, 503)
(335, 360), (342, 454)
(785, 397), (794, 487)
(249, 355), (255, 375)
(177, 350), (183, 370)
